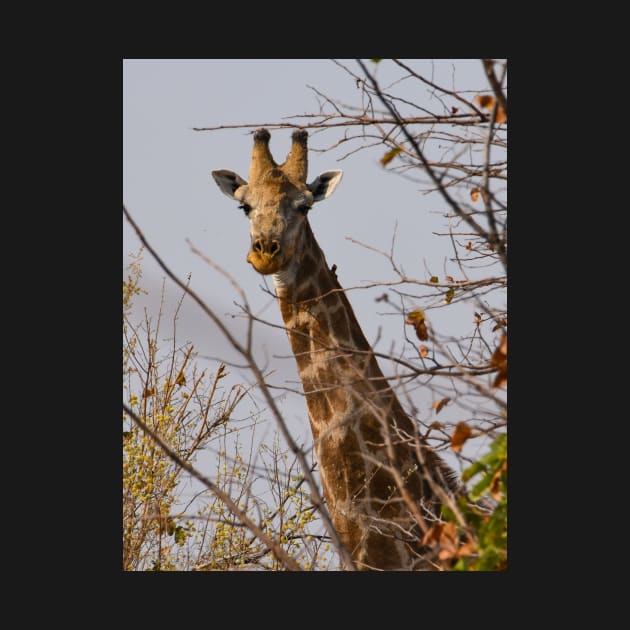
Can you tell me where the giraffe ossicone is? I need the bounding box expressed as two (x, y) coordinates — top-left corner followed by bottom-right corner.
(212, 128), (461, 570)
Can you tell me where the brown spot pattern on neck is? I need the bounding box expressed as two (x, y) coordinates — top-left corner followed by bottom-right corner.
(273, 221), (460, 570)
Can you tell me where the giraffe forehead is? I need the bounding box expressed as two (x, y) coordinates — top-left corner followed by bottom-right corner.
(250, 185), (304, 207)
(247, 192), (312, 236)
(246, 169), (310, 206)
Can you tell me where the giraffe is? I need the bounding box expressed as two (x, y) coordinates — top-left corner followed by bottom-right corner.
(212, 128), (461, 570)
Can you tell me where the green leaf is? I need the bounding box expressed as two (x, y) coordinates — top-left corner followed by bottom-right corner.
(461, 460), (486, 483)
(470, 459), (504, 501)
(430, 276), (439, 283)
(482, 503), (507, 543)
(463, 433), (507, 482)
(453, 556), (471, 571)
(174, 525), (186, 545)
(476, 545), (503, 571)
(444, 287), (455, 304)
(370, 58), (382, 63)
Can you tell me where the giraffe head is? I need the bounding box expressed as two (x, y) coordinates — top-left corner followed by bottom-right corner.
(212, 128), (343, 275)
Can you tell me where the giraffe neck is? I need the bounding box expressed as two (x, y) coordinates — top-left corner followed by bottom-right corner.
(272, 222), (458, 570)
(274, 222), (377, 378)
(273, 223), (399, 416)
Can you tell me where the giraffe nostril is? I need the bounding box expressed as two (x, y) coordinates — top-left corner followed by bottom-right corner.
(253, 238), (280, 257)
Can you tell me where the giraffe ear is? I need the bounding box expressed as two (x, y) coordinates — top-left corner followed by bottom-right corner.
(307, 170), (343, 202)
(212, 170), (248, 200)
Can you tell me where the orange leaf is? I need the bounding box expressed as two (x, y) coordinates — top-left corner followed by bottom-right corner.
(475, 94), (495, 109)
(458, 540), (478, 557)
(493, 371), (507, 389)
(451, 421), (472, 452)
(472, 187), (490, 203)
(490, 333), (507, 388)
(475, 94), (506, 122)
(492, 318), (507, 332)
(419, 345), (429, 358)
(490, 333), (507, 365)
(405, 309), (429, 341)
(416, 321), (429, 341)
(441, 521), (458, 543)
(490, 460), (507, 501)
(433, 398), (451, 414)
(445, 275), (454, 283)
(465, 242), (472, 250)
(421, 522), (444, 546)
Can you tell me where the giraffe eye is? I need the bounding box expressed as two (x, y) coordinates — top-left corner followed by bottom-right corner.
(239, 203), (252, 216)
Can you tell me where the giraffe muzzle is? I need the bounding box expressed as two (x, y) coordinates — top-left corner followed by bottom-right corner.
(247, 238), (283, 274)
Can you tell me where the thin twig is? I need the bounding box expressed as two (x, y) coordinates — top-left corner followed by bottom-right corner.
(123, 403), (301, 570)
(123, 204), (357, 570)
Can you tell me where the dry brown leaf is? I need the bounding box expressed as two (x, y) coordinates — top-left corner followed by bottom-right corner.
(423, 521), (476, 562)
(433, 398), (450, 414)
(465, 241), (472, 250)
(380, 147), (401, 166)
(475, 94), (495, 109)
(493, 372), (507, 389)
(475, 94), (507, 123)
(451, 421), (472, 452)
(421, 522), (445, 546)
(490, 460), (507, 501)
(492, 318), (507, 332)
(143, 386), (155, 398)
(419, 345), (429, 358)
(405, 309), (429, 341)
(458, 540), (478, 557)
(472, 187), (490, 203)
(445, 275), (454, 283)
(451, 106), (459, 114)
(491, 333), (507, 388)
(435, 522), (459, 560)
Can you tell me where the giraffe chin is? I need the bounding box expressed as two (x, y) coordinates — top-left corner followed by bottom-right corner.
(247, 251), (284, 275)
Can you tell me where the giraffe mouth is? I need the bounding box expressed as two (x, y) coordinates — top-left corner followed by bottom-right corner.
(247, 250), (284, 275)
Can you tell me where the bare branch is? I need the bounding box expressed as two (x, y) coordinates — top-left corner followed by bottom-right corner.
(123, 403), (301, 570)
(123, 204), (357, 570)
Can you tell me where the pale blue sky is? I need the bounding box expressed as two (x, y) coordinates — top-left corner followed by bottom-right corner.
(123, 59), (502, 463)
